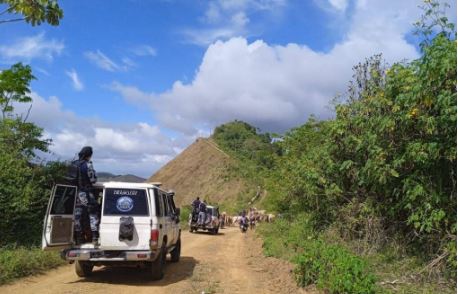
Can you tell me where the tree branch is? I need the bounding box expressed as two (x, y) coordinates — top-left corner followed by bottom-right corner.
(0, 17), (25, 24)
(0, 4), (17, 16)
(23, 104), (33, 123)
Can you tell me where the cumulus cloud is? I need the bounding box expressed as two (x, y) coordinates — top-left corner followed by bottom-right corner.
(14, 92), (189, 177)
(65, 69), (84, 91)
(114, 0), (433, 135)
(84, 50), (134, 72)
(0, 32), (64, 62)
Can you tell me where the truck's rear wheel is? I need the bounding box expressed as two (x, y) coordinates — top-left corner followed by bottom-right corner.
(150, 245), (166, 280)
(75, 261), (93, 277)
(170, 238), (181, 262)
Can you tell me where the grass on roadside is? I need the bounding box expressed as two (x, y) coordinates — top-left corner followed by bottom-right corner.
(257, 216), (456, 294)
(0, 246), (65, 285)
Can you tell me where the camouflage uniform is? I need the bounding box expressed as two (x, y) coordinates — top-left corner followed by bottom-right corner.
(75, 160), (98, 243)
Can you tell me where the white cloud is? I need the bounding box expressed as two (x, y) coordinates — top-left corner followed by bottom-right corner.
(109, 82), (154, 105)
(14, 92), (187, 177)
(328, 0), (349, 11)
(115, 0), (428, 135)
(121, 57), (136, 68)
(84, 50), (119, 71)
(0, 33), (64, 62)
(65, 69), (84, 91)
(131, 45), (157, 57)
(184, 0), (286, 45)
(84, 50), (135, 72)
(183, 27), (244, 46)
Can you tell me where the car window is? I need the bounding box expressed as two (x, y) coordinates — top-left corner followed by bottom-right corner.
(50, 185), (76, 215)
(103, 188), (149, 216)
(166, 194), (176, 215)
(161, 193), (170, 216)
(154, 189), (164, 217)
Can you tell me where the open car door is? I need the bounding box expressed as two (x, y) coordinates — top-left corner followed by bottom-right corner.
(42, 184), (77, 250)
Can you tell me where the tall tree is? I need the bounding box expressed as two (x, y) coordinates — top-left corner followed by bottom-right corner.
(0, 63), (35, 119)
(0, 0), (63, 26)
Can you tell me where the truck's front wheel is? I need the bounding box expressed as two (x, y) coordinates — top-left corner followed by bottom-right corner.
(150, 245), (166, 280)
(75, 261), (93, 277)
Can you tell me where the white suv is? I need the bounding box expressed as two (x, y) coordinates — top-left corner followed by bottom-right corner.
(42, 181), (181, 280)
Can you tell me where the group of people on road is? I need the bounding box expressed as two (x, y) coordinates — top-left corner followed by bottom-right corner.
(191, 197), (208, 226)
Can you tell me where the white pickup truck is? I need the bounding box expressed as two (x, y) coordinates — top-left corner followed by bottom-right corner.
(42, 181), (181, 280)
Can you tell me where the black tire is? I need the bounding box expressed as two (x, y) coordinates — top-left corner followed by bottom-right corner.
(170, 238), (181, 262)
(75, 261), (93, 277)
(150, 245), (166, 280)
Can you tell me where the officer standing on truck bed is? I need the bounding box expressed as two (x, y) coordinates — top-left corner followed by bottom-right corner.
(74, 146), (99, 245)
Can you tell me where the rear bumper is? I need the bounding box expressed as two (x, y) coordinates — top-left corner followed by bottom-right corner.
(191, 224), (217, 230)
(63, 249), (159, 262)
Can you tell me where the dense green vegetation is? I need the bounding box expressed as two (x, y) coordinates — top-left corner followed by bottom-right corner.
(0, 64), (66, 285)
(213, 3), (456, 293)
(0, 1), (65, 284)
(0, 247), (65, 284)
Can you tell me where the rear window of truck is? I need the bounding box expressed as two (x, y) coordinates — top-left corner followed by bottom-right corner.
(103, 188), (149, 216)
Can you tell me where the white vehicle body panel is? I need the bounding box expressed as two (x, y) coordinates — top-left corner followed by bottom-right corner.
(42, 181), (181, 263)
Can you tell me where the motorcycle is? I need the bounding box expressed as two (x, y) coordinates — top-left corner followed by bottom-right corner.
(240, 218), (248, 233)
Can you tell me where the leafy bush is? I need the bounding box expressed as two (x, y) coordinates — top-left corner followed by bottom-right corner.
(258, 216), (377, 293)
(0, 143), (65, 246)
(0, 246), (65, 285)
(258, 217), (291, 258)
(294, 241), (377, 294)
(180, 205), (191, 230)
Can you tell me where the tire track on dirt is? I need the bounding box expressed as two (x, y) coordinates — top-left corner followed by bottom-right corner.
(0, 227), (306, 294)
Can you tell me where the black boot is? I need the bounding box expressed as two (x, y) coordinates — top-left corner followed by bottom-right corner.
(75, 233), (84, 245)
(92, 231), (99, 245)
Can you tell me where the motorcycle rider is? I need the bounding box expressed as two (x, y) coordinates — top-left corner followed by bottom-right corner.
(74, 146), (99, 245)
(239, 210), (248, 232)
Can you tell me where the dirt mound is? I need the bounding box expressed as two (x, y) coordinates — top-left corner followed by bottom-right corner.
(148, 138), (250, 207)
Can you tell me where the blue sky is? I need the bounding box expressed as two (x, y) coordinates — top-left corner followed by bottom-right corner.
(1, 0), (456, 177)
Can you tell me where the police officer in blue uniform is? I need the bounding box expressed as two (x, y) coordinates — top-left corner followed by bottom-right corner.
(74, 146), (99, 245)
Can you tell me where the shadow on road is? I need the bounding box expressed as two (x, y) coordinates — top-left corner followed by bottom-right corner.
(192, 231), (225, 236)
(68, 256), (198, 286)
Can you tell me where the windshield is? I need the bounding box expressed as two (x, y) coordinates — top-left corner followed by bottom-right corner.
(103, 188), (149, 216)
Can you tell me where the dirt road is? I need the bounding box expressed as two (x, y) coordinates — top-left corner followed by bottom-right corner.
(0, 227), (306, 294)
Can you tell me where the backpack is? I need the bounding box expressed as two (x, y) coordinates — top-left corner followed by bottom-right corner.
(63, 159), (83, 187)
